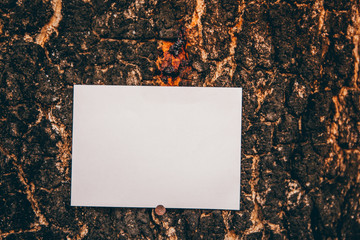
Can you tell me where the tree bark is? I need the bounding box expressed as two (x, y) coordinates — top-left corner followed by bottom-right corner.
(0, 0), (359, 239)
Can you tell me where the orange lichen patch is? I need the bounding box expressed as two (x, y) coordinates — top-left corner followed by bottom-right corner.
(154, 25), (198, 86)
(155, 38), (191, 86)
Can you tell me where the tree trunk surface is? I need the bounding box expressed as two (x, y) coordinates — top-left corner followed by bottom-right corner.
(1, 0), (359, 239)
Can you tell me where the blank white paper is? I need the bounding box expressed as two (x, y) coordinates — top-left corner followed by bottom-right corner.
(71, 85), (242, 210)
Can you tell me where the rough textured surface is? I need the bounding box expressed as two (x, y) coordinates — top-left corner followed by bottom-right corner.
(0, 0), (359, 239)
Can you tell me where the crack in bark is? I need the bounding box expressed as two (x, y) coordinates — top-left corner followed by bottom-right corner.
(47, 106), (71, 178)
(36, 0), (63, 47)
(0, 146), (49, 227)
(0, 225), (41, 238)
(187, 0), (207, 62)
(204, 0), (245, 87)
(244, 155), (264, 235)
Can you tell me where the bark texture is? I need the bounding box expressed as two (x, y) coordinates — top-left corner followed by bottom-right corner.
(1, 0), (360, 239)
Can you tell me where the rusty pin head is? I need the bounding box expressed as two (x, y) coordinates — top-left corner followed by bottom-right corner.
(155, 205), (166, 216)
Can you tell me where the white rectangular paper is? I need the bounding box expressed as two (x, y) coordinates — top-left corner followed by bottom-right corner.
(71, 85), (242, 210)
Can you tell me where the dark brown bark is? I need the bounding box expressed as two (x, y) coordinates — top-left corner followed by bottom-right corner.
(0, 0), (359, 239)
